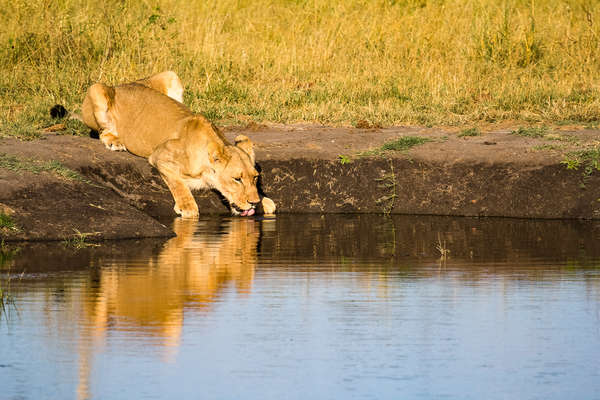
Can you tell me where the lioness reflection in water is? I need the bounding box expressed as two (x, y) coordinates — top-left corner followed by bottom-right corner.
(76, 217), (264, 400)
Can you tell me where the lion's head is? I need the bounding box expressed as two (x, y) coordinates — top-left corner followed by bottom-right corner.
(205, 134), (261, 216)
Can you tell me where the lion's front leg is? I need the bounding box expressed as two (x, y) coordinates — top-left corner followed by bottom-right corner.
(160, 170), (199, 219)
(173, 197), (199, 218)
(150, 143), (199, 219)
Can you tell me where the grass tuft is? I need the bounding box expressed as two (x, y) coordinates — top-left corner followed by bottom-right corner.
(338, 154), (352, 165)
(358, 135), (431, 157)
(436, 233), (450, 261)
(510, 126), (549, 138)
(561, 147), (600, 178)
(0, 241), (20, 323)
(0, 240), (19, 268)
(531, 143), (564, 152)
(0, 213), (18, 232)
(458, 128), (481, 137)
(0, 281), (16, 323)
(380, 136), (431, 151)
(62, 229), (100, 250)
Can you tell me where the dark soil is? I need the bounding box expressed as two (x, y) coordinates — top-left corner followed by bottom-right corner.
(2, 124), (600, 241)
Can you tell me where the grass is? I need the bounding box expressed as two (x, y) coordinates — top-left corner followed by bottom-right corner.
(380, 136), (431, 151)
(531, 143), (565, 152)
(1, 0), (600, 135)
(511, 126), (549, 138)
(0, 279), (16, 323)
(458, 128), (481, 137)
(0, 153), (90, 183)
(0, 240), (20, 268)
(0, 213), (18, 232)
(338, 154), (352, 165)
(0, 240), (20, 323)
(356, 135), (432, 158)
(561, 146), (600, 178)
(510, 125), (583, 142)
(436, 233), (450, 261)
(512, 126), (582, 146)
(62, 229), (100, 249)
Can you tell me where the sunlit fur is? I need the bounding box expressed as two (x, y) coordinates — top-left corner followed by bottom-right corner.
(81, 71), (275, 218)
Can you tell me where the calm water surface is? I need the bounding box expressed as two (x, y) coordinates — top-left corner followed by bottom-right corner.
(1, 215), (600, 400)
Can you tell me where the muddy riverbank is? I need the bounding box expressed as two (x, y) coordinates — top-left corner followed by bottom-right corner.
(2, 124), (600, 241)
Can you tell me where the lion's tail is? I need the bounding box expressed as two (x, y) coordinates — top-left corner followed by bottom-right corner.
(50, 104), (97, 138)
(49, 104), (83, 122)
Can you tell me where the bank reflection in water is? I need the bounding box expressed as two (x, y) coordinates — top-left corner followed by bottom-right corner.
(75, 217), (262, 399)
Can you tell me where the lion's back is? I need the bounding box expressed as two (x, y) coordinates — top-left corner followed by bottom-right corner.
(113, 84), (193, 157)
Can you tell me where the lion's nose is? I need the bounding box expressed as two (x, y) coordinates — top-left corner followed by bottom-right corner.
(249, 199), (260, 206)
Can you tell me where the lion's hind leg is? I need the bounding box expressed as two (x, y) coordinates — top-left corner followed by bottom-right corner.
(136, 71), (184, 103)
(83, 83), (127, 151)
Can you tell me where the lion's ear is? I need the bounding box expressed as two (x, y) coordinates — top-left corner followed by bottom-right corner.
(235, 135), (255, 164)
(207, 141), (228, 165)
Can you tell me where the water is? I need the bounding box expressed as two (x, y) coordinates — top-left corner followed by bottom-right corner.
(1, 215), (600, 400)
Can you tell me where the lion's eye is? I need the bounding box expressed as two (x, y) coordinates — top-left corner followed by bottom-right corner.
(233, 177), (242, 183)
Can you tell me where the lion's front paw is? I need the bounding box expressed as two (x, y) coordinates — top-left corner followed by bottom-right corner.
(100, 131), (127, 151)
(261, 197), (276, 215)
(109, 142), (127, 151)
(174, 203), (199, 219)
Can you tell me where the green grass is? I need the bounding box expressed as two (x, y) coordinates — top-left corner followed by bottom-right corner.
(561, 147), (600, 178)
(1, 0), (600, 135)
(0, 240), (19, 323)
(60, 119), (90, 137)
(0, 281), (16, 323)
(543, 133), (581, 144)
(511, 126), (549, 138)
(0, 240), (19, 268)
(358, 135), (432, 157)
(62, 229), (100, 250)
(338, 154), (352, 165)
(380, 136), (432, 151)
(0, 213), (18, 232)
(0, 153), (90, 183)
(510, 126), (582, 143)
(458, 128), (481, 137)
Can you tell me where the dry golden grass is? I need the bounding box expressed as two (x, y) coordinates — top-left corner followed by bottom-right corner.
(1, 0), (600, 138)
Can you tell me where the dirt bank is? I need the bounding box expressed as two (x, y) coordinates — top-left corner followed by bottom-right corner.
(2, 124), (600, 241)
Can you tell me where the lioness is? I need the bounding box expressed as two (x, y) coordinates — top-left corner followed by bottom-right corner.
(80, 71), (276, 218)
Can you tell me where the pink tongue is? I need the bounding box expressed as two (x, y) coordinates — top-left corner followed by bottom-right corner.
(240, 208), (255, 217)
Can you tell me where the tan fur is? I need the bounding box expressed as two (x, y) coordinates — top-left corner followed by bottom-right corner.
(81, 71), (276, 217)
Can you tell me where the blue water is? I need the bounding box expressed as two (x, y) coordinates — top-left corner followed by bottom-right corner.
(1, 215), (599, 400)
